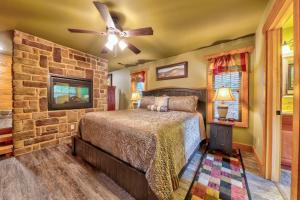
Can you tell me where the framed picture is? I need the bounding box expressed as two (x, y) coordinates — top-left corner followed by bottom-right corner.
(287, 63), (294, 94)
(107, 73), (112, 86)
(156, 61), (188, 81)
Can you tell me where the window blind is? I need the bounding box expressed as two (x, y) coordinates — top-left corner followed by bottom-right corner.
(213, 71), (241, 120)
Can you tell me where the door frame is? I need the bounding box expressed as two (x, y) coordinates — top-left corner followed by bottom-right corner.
(263, 0), (300, 199)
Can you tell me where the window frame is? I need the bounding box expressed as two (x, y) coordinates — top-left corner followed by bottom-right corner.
(207, 62), (249, 128)
(130, 70), (147, 92)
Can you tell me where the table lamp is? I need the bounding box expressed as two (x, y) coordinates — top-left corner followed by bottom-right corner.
(131, 92), (141, 109)
(213, 87), (235, 119)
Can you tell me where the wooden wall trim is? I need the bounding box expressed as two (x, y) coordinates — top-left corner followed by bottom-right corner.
(291, 0), (300, 198)
(265, 28), (282, 181)
(0, 54), (12, 110)
(263, 0), (293, 32)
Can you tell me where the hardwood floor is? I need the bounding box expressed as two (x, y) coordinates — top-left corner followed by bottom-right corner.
(0, 145), (133, 200)
(241, 151), (262, 176)
(0, 144), (285, 200)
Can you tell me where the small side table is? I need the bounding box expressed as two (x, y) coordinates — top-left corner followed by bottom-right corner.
(208, 120), (233, 155)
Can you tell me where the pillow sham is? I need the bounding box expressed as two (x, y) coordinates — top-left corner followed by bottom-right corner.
(140, 96), (155, 108)
(154, 96), (169, 107)
(168, 96), (198, 113)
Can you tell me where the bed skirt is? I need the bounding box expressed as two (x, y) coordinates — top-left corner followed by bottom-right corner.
(72, 136), (159, 200)
(72, 136), (205, 200)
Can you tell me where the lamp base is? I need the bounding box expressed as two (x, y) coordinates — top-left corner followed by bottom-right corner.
(217, 103), (228, 119)
(132, 102), (138, 109)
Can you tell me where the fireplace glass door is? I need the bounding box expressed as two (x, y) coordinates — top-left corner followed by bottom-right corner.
(49, 75), (93, 110)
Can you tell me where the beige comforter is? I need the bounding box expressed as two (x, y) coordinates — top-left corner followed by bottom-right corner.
(79, 109), (206, 200)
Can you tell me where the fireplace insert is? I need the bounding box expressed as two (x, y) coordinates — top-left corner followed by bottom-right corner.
(48, 75), (93, 110)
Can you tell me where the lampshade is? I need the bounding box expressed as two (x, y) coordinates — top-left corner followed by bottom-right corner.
(131, 92), (141, 101)
(213, 87), (235, 102)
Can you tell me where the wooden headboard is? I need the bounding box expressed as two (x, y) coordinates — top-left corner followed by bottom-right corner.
(142, 87), (207, 120)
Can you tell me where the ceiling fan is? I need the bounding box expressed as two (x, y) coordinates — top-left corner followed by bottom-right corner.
(68, 1), (154, 55)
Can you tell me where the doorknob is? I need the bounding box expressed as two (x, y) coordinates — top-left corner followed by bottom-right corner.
(276, 110), (281, 115)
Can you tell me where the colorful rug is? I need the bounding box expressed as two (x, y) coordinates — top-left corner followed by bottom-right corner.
(185, 150), (251, 200)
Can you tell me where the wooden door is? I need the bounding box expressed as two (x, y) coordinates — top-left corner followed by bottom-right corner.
(107, 86), (115, 111)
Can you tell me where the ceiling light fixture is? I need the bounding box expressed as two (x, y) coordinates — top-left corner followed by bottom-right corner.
(105, 41), (114, 51)
(105, 34), (128, 52)
(108, 34), (119, 45)
(119, 40), (128, 50)
(105, 34), (119, 51)
(282, 40), (293, 56)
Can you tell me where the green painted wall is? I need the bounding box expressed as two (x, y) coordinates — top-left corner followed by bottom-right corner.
(127, 36), (255, 145)
(283, 27), (293, 44)
(252, 0), (275, 161)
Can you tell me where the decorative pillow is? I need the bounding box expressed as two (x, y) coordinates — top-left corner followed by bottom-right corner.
(154, 96), (169, 107)
(168, 96), (198, 112)
(140, 96), (155, 108)
(147, 104), (168, 112)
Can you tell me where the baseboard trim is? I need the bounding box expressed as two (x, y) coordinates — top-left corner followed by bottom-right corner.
(232, 142), (253, 152)
(253, 148), (264, 176)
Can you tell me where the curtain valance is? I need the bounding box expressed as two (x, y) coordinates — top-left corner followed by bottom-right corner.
(209, 52), (249, 75)
(131, 71), (145, 82)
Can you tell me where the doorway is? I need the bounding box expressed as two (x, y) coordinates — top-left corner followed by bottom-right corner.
(264, 0), (300, 199)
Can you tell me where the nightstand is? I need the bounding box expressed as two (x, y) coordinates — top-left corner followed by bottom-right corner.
(208, 120), (233, 155)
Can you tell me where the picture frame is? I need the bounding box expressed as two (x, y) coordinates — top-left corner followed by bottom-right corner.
(156, 61), (188, 81)
(107, 73), (112, 86)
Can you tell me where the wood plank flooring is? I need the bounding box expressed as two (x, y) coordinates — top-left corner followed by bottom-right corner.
(0, 145), (285, 200)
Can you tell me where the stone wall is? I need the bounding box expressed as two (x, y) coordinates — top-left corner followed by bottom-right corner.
(12, 30), (108, 156)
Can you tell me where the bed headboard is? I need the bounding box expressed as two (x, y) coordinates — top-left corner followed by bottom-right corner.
(142, 87), (207, 120)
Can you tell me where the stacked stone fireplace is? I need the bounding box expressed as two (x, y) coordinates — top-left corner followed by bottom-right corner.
(12, 30), (108, 156)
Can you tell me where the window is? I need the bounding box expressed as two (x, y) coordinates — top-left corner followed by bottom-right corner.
(131, 71), (146, 106)
(213, 71), (241, 120)
(207, 51), (250, 128)
(136, 82), (145, 93)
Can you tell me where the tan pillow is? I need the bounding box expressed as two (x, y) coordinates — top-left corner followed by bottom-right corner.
(168, 96), (198, 112)
(140, 96), (155, 108)
(154, 96), (169, 108)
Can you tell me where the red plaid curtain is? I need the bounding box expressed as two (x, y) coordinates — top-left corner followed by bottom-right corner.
(209, 53), (248, 75)
(131, 71), (145, 82)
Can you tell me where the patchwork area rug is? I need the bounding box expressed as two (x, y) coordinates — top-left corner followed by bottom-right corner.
(185, 150), (251, 200)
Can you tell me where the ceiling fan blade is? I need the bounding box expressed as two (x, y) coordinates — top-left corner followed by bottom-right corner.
(127, 43), (141, 54)
(93, 1), (116, 29)
(122, 27), (153, 37)
(68, 28), (106, 36)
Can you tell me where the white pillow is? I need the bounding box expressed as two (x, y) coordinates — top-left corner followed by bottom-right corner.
(154, 96), (169, 107)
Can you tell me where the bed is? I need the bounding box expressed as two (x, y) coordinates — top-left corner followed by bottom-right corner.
(72, 87), (207, 200)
